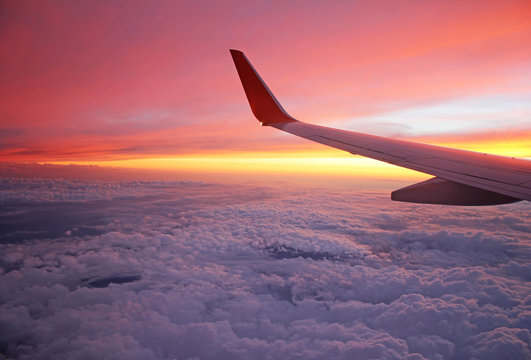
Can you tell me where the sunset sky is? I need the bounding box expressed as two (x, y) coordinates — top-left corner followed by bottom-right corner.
(2, 3), (531, 358)
(1, 0), (530, 179)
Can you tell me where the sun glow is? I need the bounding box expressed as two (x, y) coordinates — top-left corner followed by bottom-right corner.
(44, 136), (530, 180)
(47, 151), (424, 179)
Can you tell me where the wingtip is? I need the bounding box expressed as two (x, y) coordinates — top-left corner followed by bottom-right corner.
(229, 49), (297, 125)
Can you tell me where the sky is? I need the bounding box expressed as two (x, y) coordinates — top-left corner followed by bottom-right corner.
(1, 0), (531, 180)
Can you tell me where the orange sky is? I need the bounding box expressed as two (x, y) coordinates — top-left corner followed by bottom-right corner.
(1, 0), (530, 179)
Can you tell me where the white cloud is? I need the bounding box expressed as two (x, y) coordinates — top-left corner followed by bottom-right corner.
(0, 176), (530, 359)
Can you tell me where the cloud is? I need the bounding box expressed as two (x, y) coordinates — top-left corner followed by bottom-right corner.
(0, 175), (530, 359)
(1, 1), (531, 161)
(464, 327), (531, 360)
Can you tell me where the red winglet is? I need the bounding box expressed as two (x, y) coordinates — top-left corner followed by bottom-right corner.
(230, 49), (297, 125)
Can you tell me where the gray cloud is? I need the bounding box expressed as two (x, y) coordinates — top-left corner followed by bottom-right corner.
(0, 176), (530, 359)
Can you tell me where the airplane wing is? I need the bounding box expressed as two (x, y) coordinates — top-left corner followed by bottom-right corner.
(230, 49), (531, 205)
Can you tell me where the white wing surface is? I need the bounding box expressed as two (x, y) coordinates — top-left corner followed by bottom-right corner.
(230, 50), (531, 205)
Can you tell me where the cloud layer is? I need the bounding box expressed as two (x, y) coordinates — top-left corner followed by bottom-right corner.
(0, 177), (530, 359)
(1, 1), (531, 161)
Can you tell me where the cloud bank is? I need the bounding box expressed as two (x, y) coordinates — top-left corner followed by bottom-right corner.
(2, 1), (531, 161)
(0, 177), (530, 359)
